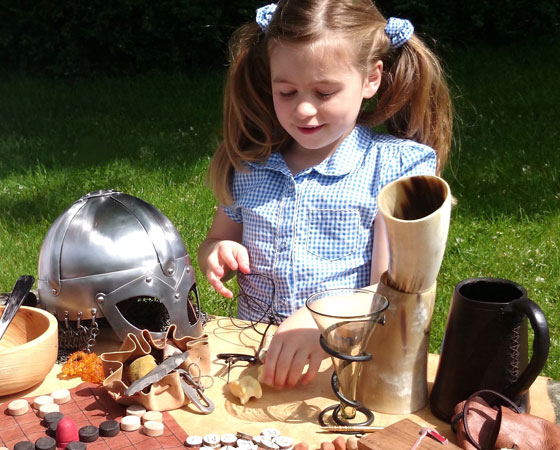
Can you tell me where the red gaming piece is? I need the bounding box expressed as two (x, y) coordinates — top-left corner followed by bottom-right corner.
(56, 417), (79, 449)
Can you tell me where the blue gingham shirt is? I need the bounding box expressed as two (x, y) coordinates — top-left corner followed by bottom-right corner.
(222, 125), (436, 321)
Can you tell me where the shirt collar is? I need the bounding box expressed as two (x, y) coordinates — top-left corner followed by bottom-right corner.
(247, 125), (370, 176)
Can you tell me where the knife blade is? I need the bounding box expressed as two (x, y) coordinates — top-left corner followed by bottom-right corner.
(124, 349), (190, 396)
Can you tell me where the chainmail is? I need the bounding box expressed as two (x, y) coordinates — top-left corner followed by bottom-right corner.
(56, 309), (99, 363)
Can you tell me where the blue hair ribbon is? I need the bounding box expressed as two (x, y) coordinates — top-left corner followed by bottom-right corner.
(385, 17), (414, 48)
(256, 3), (278, 32)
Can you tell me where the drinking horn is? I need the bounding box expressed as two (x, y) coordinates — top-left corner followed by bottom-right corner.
(357, 175), (452, 414)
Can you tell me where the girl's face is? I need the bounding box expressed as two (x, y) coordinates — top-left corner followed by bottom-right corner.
(270, 38), (381, 160)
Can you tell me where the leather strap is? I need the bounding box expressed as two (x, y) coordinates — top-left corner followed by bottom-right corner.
(459, 389), (521, 450)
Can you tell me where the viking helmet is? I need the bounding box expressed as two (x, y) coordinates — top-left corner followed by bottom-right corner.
(38, 190), (203, 341)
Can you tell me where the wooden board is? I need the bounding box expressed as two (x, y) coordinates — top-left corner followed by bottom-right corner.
(0, 383), (188, 449)
(357, 419), (461, 450)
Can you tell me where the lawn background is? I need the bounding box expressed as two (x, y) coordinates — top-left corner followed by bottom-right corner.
(1, 41), (559, 378)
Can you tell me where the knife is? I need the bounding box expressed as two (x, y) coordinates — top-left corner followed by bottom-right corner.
(0, 275), (35, 342)
(124, 350), (190, 396)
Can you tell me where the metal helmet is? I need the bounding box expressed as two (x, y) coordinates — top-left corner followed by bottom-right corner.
(38, 190), (204, 341)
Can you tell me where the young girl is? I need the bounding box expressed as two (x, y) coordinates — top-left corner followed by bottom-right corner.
(198, 0), (452, 389)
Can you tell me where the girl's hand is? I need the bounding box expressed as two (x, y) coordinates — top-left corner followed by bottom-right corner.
(198, 207), (250, 298)
(201, 239), (250, 298)
(261, 307), (326, 388)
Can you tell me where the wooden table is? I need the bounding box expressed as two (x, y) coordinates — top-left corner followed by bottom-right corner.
(0, 316), (555, 449)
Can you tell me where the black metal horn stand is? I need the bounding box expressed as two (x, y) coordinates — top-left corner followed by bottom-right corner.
(317, 335), (374, 427)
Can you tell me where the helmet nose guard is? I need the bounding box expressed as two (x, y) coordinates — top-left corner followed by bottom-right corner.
(38, 190), (204, 341)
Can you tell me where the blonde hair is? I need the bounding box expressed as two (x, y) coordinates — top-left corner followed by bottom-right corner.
(209, 0), (453, 205)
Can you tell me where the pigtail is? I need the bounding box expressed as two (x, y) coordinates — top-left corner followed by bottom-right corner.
(365, 35), (453, 173)
(208, 23), (287, 205)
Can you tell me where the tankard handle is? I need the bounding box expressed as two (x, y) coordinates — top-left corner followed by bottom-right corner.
(504, 298), (550, 399)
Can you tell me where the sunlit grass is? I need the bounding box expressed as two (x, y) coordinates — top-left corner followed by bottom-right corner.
(1, 40), (559, 378)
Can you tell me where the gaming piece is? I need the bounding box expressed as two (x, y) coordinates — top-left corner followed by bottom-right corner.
(121, 415), (141, 431)
(141, 410), (163, 423)
(237, 432), (253, 441)
(56, 417), (79, 449)
(185, 435), (203, 447)
(262, 428), (281, 438)
(65, 442), (87, 450)
(47, 421), (60, 438)
(221, 434), (237, 447)
(39, 403), (60, 418)
(8, 398), (29, 416)
(125, 404), (146, 417)
(237, 438), (253, 449)
(203, 433), (221, 447)
(99, 420), (120, 437)
(78, 425), (99, 443)
(33, 395), (53, 410)
(143, 420), (164, 437)
(260, 438), (280, 450)
(35, 437), (56, 450)
(51, 389), (71, 404)
(14, 442), (34, 450)
(44, 411), (64, 426)
(275, 436), (294, 450)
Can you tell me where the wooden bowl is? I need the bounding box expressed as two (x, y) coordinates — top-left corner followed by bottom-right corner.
(0, 305), (58, 396)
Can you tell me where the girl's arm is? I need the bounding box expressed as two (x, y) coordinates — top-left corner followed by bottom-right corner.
(370, 213), (389, 285)
(198, 207), (251, 298)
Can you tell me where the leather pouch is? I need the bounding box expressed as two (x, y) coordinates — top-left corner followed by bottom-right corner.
(101, 325), (211, 412)
(452, 389), (560, 450)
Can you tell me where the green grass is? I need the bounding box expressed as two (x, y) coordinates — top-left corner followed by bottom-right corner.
(1, 41), (559, 379)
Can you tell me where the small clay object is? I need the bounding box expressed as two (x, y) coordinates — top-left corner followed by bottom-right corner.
(44, 411), (64, 426)
(294, 443), (309, 450)
(345, 436), (358, 450)
(185, 435), (203, 447)
(51, 389), (71, 405)
(46, 421), (60, 438)
(33, 396), (53, 410)
(143, 420), (164, 437)
(275, 436), (294, 450)
(39, 403), (60, 418)
(121, 415), (141, 432)
(8, 399), (29, 416)
(79, 425), (99, 442)
(141, 410), (163, 423)
(260, 438), (279, 450)
(221, 434), (237, 446)
(320, 442), (335, 450)
(203, 433), (221, 447)
(236, 438), (253, 448)
(14, 441), (34, 450)
(261, 428), (281, 438)
(126, 404), (146, 417)
(65, 442), (87, 450)
(99, 420), (120, 437)
(56, 417), (79, 449)
(332, 436), (346, 450)
(35, 437), (56, 450)
(237, 432), (254, 441)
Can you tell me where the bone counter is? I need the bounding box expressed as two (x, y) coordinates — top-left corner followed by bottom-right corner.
(0, 316), (555, 448)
